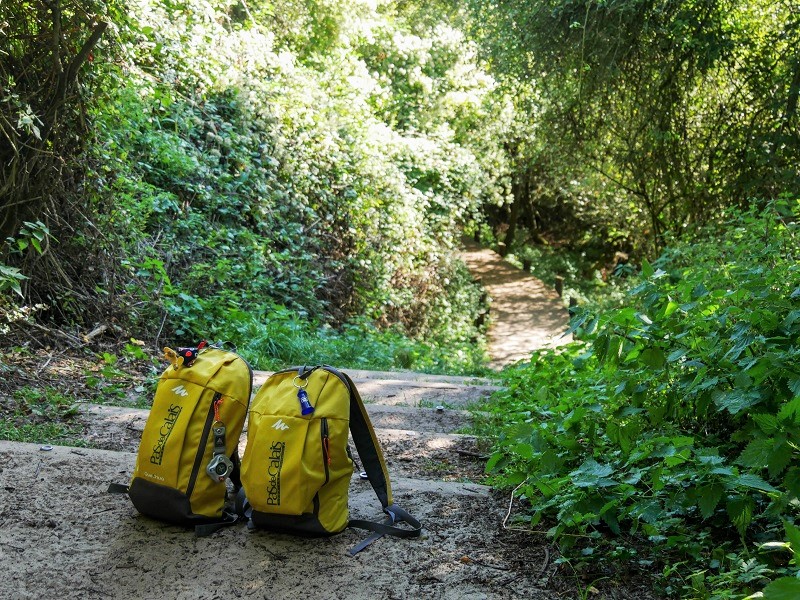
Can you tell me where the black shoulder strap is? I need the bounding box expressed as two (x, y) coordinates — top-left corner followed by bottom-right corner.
(330, 368), (422, 554)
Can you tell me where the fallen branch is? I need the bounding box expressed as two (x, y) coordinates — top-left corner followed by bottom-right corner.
(82, 324), (107, 342)
(26, 320), (82, 347)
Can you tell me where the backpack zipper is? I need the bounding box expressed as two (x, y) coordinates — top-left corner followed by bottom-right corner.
(321, 417), (330, 484)
(186, 391), (222, 500)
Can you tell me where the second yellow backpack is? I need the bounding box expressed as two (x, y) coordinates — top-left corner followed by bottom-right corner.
(238, 365), (421, 554)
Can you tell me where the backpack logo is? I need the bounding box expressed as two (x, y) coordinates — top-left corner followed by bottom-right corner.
(267, 441), (285, 505)
(150, 404), (182, 465)
(271, 419), (289, 431)
(172, 384), (189, 397)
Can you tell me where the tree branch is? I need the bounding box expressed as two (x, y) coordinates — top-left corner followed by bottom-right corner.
(41, 20), (108, 140)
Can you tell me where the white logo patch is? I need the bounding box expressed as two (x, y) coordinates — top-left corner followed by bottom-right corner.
(172, 384), (189, 397)
(271, 419), (289, 431)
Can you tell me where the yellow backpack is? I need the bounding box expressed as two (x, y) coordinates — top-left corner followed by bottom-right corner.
(109, 342), (252, 531)
(238, 365), (421, 554)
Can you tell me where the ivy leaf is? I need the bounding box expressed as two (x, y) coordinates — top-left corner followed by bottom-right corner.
(697, 484), (724, 519)
(761, 577), (800, 600)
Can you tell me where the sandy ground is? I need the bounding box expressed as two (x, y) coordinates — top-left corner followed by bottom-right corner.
(0, 441), (564, 600)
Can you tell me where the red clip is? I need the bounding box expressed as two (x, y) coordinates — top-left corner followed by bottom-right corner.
(323, 436), (331, 466)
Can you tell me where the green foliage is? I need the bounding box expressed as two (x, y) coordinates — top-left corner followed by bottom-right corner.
(232, 304), (488, 375)
(49, 0), (502, 371)
(1, 221), (52, 298)
(12, 385), (80, 420)
(0, 421), (87, 446)
(463, 0), (800, 254)
(504, 235), (633, 312)
(482, 202), (800, 597)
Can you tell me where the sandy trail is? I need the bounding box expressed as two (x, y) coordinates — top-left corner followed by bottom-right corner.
(459, 239), (571, 368)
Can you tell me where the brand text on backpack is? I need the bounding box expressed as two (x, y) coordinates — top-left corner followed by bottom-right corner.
(150, 404), (182, 465)
(267, 441), (285, 505)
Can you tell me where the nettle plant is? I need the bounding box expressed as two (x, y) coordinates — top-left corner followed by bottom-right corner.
(486, 201), (800, 595)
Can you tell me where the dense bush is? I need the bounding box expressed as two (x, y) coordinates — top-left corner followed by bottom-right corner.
(483, 201), (800, 597)
(2, 0), (505, 373)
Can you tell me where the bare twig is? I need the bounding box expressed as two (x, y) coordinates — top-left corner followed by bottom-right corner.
(502, 481), (526, 530)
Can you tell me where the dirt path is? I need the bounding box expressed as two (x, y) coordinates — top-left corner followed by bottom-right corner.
(459, 239), (571, 368)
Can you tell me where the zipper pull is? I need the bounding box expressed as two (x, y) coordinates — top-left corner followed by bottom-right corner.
(323, 434), (331, 466)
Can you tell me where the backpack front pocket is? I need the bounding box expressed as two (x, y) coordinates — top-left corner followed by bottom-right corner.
(241, 414), (328, 515)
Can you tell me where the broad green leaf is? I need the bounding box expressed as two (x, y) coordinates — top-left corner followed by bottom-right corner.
(631, 499), (662, 524)
(784, 468), (800, 499)
(734, 473), (778, 493)
(713, 389), (762, 415)
(571, 458), (614, 478)
(664, 301), (679, 317)
(640, 348), (665, 369)
(585, 316), (599, 335)
(667, 348), (688, 362)
(736, 439), (773, 469)
(641, 259), (654, 278)
(485, 452), (504, 473)
(698, 484), (724, 519)
(569, 458), (617, 488)
(692, 282), (709, 299)
(752, 413), (779, 434)
(513, 442), (534, 460)
(784, 521), (800, 564)
(761, 577), (800, 600)
(535, 385), (548, 402)
(767, 443), (792, 478)
(727, 496), (755, 536)
(778, 397), (800, 423)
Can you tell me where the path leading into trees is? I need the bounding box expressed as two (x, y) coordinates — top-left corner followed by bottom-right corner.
(460, 238), (571, 368)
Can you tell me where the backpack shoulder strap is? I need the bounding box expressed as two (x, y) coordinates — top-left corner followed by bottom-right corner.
(325, 368), (422, 553)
